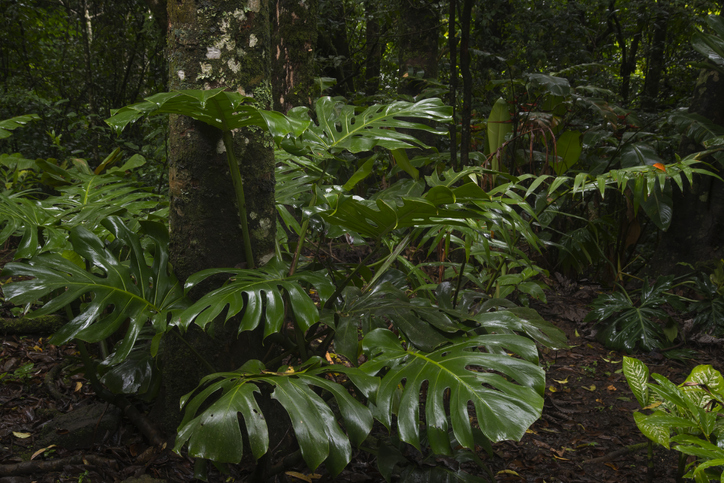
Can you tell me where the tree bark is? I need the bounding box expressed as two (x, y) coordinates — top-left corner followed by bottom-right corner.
(398, 0), (439, 96)
(448, 0), (457, 170)
(460, 0), (472, 167)
(272, 0), (317, 113)
(641, 1), (668, 111)
(364, 0), (381, 95)
(153, 0), (278, 447)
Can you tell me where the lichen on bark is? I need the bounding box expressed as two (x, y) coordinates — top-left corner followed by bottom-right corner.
(154, 0), (278, 441)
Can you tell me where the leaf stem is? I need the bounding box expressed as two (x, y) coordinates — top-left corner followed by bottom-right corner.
(222, 130), (255, 269)
(171, 329), (218, 374)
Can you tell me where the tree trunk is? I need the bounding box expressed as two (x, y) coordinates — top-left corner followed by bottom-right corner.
(648, 68), (724, 276)
(641, 1), (668, 111)
(364, 0), (381, 95)
(272, 0), (317, 113)
(448, 0), (457, 170)
(398, 0), (439, 96)
(460, 0), (472, 167)
(152, 0), (278, 451)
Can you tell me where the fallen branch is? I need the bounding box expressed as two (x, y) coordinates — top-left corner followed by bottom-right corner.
(0, 454), (116, 477)
(583, 442), (649, 464)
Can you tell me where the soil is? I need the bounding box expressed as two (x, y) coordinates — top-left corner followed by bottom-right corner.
(2, 243), (723, 482)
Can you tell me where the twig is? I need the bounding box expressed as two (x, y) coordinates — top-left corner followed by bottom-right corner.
(583, 442), (649, 464)
(0, 454), (116, 477)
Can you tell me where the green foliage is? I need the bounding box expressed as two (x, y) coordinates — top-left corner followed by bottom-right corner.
(0, 114), (39, 140)
(2, 217), (185, 369)
(624, 357), (724, 482)
(4, 92), (569, 478)
(689, 261), (724, 337)
(0, 154), (165, 259)
(585, 277), (683, 352)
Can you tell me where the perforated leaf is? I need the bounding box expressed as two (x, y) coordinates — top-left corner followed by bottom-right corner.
(361, 329), (544, 454)
(174, 359), (374, 476)
(2, 217), (184, 366)
(175, 259), (335, 338)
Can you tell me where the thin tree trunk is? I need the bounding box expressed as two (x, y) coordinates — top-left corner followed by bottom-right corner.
(364, 0), (381, 95)
(641, 1), (668, 111)
(460, 0), (472, 167)
(449, 0), (457, 170)
(272, 0), (317, 113)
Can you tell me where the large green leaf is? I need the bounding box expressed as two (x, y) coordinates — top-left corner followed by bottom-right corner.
(273, 97), (451, 156)
(106, 88), (270, 134)
(468, 306), (568, 350)
(487, 98), (512, 158)
(320, 191), (477, 240)
(623, 356), (650, 408)
(0, 158), (165, 259)
(175, 258), (335, 338)
(361, 329), (544, 454)
(324, 280), (467, 356)
(633, 412), (672, 448)
(174, 359), (375, 476)
(554, 130), (582, 175)
(2, 216), (185, 366)
(0, 114), (39, 140)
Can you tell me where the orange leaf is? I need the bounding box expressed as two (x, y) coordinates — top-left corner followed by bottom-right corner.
(653, 162), (666, 172)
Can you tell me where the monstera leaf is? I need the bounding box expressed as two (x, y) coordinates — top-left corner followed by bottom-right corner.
(274, 97), (452, 156)
(0, 192), (67, 258)
(361, 329), (545, 455)
(174, 358), (376, 476)
(2, 216), (185, 366)
(320, 189), (477, 240)
(0, 157), (164, 259)
(106, 88), (275, 134)
(174, 258), (335, 338)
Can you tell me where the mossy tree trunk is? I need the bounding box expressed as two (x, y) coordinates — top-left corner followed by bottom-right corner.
(152, 0), (279, 449)
(272, 0), (317, 113)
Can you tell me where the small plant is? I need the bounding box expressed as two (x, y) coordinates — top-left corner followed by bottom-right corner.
(623, 356), (724, 482)
(0, 362), (35, 384)
(585, 277), (685, 352)
(689, 260), (724, 337)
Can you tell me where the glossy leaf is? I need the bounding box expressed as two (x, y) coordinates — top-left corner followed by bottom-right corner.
(487, 98), (512, 157)
(175, 259), (335, 338)
(0, 114), (39, 139)
(361, 329), (544, 454)
(633, 412), (671, 448)
(175, 359), (374, 476)
(623, 357), (650, 407)
(554, 131), (581, 175)
(2, 217), (185, 366)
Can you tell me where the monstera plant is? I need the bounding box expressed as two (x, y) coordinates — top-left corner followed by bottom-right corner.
(2, 93), (569, 480)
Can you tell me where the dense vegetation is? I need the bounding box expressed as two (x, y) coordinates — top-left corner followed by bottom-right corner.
(3, 0), (724, 480)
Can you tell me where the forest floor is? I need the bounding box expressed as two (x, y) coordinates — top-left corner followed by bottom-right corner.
(1, 243), (722, 482)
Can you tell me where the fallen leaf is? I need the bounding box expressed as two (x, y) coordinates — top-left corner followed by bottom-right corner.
(653, 162), (666, 172)
(13, 432), (31, 439)
(553, 377), (569, 384)
(607, 385), (617, 391)
(496, 470), (520, 476)
(548, 386), (557, 393)
(285, 472), (321, 482)
(582, 385), (596, 392)
(31, 445), (56, 460)
(32, 345), (42, 352)
(643, 401), (663, 410)
(604, 462), (618, 470)
(74, 381), (82, 392)
(553, 455), (570, 461)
